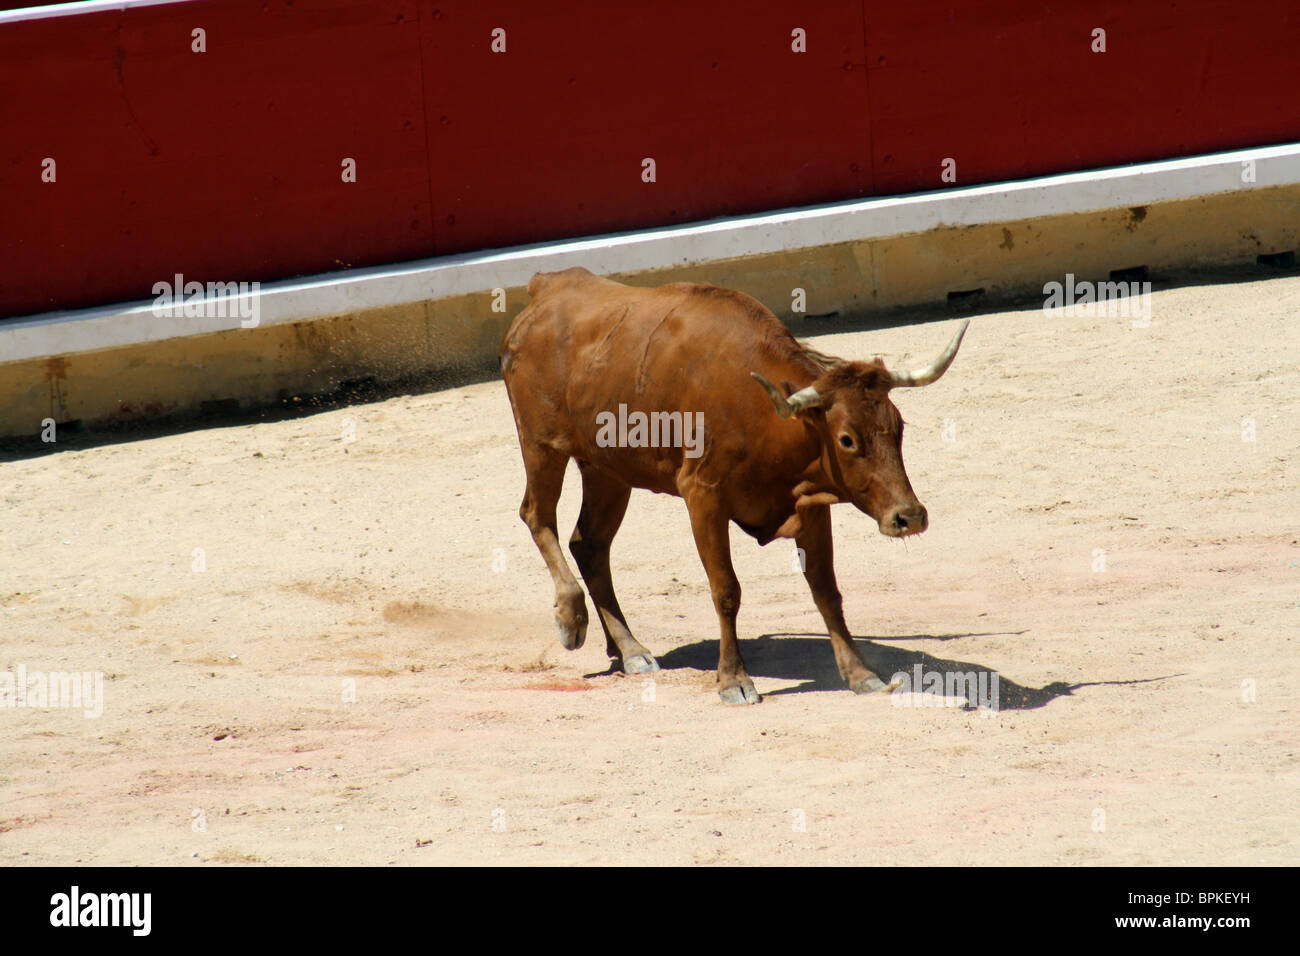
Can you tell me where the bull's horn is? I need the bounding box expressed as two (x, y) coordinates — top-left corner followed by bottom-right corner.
(751, 373), (823, 418)
(889, 319), (970, 388)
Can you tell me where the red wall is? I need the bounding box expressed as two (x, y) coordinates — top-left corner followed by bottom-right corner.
(2, 0), (1297, 318)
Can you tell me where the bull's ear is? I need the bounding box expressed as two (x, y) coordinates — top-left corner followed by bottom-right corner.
(750, 372), (823, 419)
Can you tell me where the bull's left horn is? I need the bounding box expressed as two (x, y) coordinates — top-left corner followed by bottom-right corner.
(889, 319), (970, 388)
(751, 373), (822, 418)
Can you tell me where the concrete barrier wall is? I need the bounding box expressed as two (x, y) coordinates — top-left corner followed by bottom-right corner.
(3, 152), (1297, 439)
(3, 0), (1299, 318)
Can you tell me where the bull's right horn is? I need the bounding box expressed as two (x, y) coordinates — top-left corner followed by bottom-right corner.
(889, 319), (970, 388)
(751, 373), (822, 418)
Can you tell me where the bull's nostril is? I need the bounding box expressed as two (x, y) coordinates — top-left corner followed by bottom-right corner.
(882, 506), (928, 536)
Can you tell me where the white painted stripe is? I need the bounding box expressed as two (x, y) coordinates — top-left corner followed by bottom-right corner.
(0, 1), (189, 25)
(2, 141), (1297, 366)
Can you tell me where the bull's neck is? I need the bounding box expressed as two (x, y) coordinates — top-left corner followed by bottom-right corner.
(792, 415), (851, 503)
(762, 418), (849, 540)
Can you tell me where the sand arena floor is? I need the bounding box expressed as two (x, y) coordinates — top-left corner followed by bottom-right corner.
(1, 272), (1296, 865)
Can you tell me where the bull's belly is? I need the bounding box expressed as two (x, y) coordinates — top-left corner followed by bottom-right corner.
(573, 446), (682, 497)
(576, 446), (796, 544)
(565, 402), (699, 495)
(730, 504), (798, 544)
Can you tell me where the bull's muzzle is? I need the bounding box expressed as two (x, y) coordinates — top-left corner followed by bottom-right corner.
(880, 503), (928, 537)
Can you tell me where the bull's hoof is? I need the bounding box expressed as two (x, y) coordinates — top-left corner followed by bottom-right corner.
(719, 679), (761, 705)
(851, 676), (890, 694)
(555, 616), (587, 651)
(622, 653), (659, 674)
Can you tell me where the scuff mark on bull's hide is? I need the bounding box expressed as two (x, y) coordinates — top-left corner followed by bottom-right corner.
(589, 305), (631, 371)
(636, 305), (679, 395)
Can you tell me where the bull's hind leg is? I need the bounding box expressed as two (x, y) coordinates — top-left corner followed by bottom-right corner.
(518, 445), (588, 651)
(568, 462), (659, 674)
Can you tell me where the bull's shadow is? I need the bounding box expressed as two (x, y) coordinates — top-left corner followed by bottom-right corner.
(652, 630), (1173, 710)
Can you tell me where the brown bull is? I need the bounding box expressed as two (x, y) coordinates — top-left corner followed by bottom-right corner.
(501, 267), (968, 704)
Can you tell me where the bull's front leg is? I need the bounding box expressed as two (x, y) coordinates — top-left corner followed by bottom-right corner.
(685, 493), (759, 705)
(796, 505), (892, 694)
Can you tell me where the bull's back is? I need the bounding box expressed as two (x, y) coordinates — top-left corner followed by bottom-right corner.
(503, 268), (808, 487)
(506, 267), (795, 382)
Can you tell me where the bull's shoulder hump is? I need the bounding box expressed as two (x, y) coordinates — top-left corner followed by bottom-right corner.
(527, 266), (611, 299)
(677, 283), (782, 320)
(671, 285), (803, 346)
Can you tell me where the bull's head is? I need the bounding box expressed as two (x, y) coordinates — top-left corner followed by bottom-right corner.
(751, 320), (968, 538)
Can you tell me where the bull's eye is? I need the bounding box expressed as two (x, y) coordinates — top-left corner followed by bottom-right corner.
(838, 434), (855, 450)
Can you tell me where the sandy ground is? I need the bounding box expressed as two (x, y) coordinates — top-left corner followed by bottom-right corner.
(1, 273), (1297, 866)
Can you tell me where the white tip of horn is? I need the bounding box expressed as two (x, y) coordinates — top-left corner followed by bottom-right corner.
(890, 319), (970, 388)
